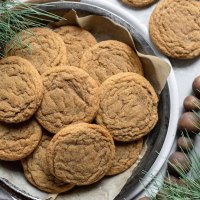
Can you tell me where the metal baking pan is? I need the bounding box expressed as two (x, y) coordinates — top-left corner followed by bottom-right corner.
(0, 1), (178, 200)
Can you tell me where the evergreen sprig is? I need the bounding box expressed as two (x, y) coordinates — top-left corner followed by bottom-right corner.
(147, 134), (200, 199)
(0, 0), (63, 55)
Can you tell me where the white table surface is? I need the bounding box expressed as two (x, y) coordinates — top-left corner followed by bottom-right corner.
(1, 0), (200, 199)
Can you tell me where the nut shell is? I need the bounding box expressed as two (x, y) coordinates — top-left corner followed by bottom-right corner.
(164, 175), (180, 185)
(156, 190), (168, 200)
(168, 152), (191, 175)
(183, 96), (200, 111)
(193, 75), (200, 97)
(138, 197), (151, 200)
(177, 136), (194, 151)
(178, 112), (199, 133)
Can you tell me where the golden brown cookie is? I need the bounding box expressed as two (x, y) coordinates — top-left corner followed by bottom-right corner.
(149, 0), (200, 59)
(0, 56), (43, 123)
(96, 72), (158, 142)
(107, 139), (143, 175)
(35, 66), (99, 134)
(54, 26), (97, 67)
(22, 133), (74, 193)
(6, 27), (67, 74)
(47, 123), (115, 185)
(80, 40), (143, 85)
(122, 0), (156, 8)
(0, 119), (42, 161)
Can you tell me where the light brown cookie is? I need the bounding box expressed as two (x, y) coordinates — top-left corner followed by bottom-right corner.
(22, 133), (74, 193)
(47, 123), (115, 185)
(80, 40), (143, 85)
(107, 139), (143, 175)
(0, 56), (43, 123)
(96, 72), (158, 142)
(35, 66), (99, 134)
(0, 119), (42, 161)
(149, 0), (200, 59)
(122, 0), (156, 8)
(54, 26), (97, 67)
(6, 27), (67, 74)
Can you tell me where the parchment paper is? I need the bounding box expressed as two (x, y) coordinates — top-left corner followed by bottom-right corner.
(49, 10), (171, 94)
(0, 145), (147, 200)
(0, 9), (171, 200)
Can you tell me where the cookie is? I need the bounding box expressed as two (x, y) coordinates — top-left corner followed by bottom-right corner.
(0, 56), (43, 123)
(122, 0), (156, 8)
(6, 27), (67, 74)
(0, 119), (42, 161)
(80, 40), (143, 85)
(54, 26), (97, 67)
(107, 139), (143, 175)
(96, 72), (158, 141)
(149, 0), (200, 59)
(35, 66), (99, 134)
(22, 133), (74, 193)
(46, 123), (115, 185)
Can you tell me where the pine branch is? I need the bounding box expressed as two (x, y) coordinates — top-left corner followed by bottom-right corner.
(146, 133), (200, 199)
(0, 0), (63, 56)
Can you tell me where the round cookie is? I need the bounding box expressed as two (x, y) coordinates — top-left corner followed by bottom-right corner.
(106, 139), (143, 176)
(54, 26), (97, 67)
(107, 139), (143, 175)
(96, 72), (158, 142)
(35, 66), (99, 134)
(46, 123), (115, 185)
(122, 0), (156, 8)
(80, 40), (143, 85)
(6, 27), (67, 74)
(149, 0), (200, 59)
(22, 133), (74, 193)
(0, 56), (43, 123)
(0, 119), (42, 161)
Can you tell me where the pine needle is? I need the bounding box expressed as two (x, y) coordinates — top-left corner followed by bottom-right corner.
(146, 120), (200, 199)
(0, 0), (64, 57)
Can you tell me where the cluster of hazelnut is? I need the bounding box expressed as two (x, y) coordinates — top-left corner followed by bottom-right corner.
(139, 75), (200, 200)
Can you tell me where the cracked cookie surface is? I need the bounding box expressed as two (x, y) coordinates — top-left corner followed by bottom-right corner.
(0, 56), (43, 123)
(6, 27), (67, 74)
(122, 0), (156, 7)
(150, 0), (200, 59)
(96, 72), (158, 142)
(22, 133), (74, 193)
(47, 123), (115, 185)
(107, 139), (143, 175)
(54, 26), (97, 67)
(80, 40), (143, 85)
(0, 119), (42, 161)
(35, 66), (99, 134)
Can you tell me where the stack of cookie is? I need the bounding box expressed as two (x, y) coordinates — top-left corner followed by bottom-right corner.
(0, 25), (158, 194)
